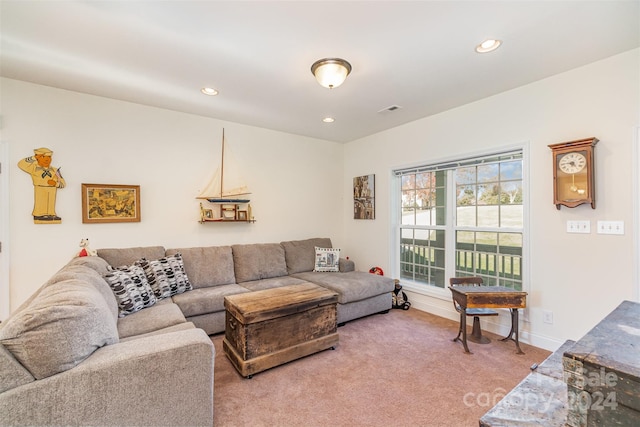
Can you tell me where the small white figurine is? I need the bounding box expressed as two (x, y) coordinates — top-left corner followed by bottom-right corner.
(77, 238), (97, 257)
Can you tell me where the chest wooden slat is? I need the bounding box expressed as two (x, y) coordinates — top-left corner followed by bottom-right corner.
(224, 282), (338, 323)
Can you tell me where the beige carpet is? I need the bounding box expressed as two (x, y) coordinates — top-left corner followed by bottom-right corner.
(212, 308), (551, 427)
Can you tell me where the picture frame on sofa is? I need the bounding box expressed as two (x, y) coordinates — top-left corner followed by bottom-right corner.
(81, 183), (141, 223)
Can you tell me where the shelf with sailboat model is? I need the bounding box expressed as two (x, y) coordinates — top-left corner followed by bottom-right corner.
(197, 129), (256, 224)
(199, 201), (255, 223)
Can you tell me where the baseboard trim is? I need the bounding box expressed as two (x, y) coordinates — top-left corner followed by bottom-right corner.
(407, 293), (564, 352)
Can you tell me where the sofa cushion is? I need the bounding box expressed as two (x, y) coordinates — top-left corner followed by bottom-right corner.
(97, 246), (166, 268)
(281, 237), (333, 274)
(65, 255), (111, 275)
(49, 264), (119, 319)
(0, 279), (119, 379)
(314, 246), (341, 272)
(232, 243), (288, 283)
(104, 265), (157, 317)
(292, 271), (395, 304)
(136, 253), (192, 299)
(0, 343), (34, 393)
(166, 246), (236, 288)
(340, 257), (356, 273)
(172, 284), (250, 317)
(117, 299), (187, 339)
(119, 322), (197, 343)
(238, 275), (307, 292)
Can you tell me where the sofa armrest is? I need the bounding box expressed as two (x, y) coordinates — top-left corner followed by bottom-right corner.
(0, 329), (214, 427)
(340, 258), (355, 272)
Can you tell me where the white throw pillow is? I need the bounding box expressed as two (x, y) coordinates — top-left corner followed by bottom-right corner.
(314, 247), (340, 272)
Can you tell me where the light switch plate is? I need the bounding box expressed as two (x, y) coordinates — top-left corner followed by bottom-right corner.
(566, 220), (590, 234)
(597, 221), (624, 235)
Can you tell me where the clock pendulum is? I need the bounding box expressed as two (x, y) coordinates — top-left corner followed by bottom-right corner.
(570, 174), (578, 192)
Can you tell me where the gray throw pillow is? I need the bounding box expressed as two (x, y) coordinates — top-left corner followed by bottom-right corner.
(136, 253), (192, 299)
(104, 265), (157, 317)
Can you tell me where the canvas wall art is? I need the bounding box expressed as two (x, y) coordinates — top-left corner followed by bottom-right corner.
(353, 174), (375, 220)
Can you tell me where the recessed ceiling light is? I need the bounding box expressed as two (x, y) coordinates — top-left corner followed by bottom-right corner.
(322, 117), (335, 123)
(201, 87), (219, 96)
(475, 39), (502, 53)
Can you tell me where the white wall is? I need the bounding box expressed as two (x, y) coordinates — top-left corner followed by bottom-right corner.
(344, 49), (640, 351)
(3, 50), (638, 352)
(2, 78), (344, 312)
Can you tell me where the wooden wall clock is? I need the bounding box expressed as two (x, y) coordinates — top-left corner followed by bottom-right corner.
(548, 137), (598, 210)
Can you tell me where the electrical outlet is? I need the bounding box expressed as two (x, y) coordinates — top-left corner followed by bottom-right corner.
(542, 310), (553, 324)
(597, 220), (624, 235)
(566, 220), (590, 234)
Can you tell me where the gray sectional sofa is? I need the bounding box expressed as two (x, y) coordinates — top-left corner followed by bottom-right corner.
(0, 237), (393, 426)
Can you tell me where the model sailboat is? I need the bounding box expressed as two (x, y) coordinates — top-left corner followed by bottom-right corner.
(197, 129), (254, 222)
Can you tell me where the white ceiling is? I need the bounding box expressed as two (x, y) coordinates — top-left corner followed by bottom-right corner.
(1, 1), (639, 143)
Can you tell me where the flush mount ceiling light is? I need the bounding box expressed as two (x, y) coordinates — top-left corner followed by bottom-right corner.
(311, 58), (352, 89)
(475, 39), (502, 53)
(322, 117), (335, 123)
(201, 87), (219, 96)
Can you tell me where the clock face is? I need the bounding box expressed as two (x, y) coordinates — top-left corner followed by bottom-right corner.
(558, 152), (587, 174)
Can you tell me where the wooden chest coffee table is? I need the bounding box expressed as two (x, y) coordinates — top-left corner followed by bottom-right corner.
(222, 282), (339, 378)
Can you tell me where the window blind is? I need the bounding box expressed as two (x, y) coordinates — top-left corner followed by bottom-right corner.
(393, 149), (522, 176)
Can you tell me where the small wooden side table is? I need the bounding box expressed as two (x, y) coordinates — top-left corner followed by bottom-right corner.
(449, 285), (527, 354)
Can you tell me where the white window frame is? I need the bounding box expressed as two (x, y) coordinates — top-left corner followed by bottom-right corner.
(391, 143), (530, 302)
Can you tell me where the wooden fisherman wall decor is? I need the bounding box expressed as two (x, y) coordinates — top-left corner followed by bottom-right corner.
(18, 147), (66, 224)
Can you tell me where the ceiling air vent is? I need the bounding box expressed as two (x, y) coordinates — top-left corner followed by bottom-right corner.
(377, 105), (403, 113)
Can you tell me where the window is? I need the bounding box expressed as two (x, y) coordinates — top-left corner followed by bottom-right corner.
(400, 171), (447, 286)
(395, 150), (524, 291)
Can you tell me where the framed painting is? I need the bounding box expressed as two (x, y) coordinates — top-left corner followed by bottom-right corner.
(82, 183), (141, 223)
(353, 174), (375, 219)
